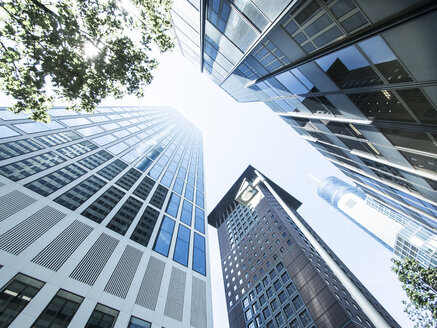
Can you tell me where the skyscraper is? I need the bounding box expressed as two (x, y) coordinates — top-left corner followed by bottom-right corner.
(208, 166), (400, 328)
(0, 106), (212, 327)
(172, 0), (437, 235)
(318, 176), (437, 268)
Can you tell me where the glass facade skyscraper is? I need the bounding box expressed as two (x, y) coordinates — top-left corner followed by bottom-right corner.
(172, 0), (437, 236)
(0, 106), (212, 327)
(318, 176), (437, 268)
(208, 166), (400, 328)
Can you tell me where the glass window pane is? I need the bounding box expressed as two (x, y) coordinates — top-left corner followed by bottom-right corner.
(33, 289), (83, 328)
(181, 200), (193, 226)
(128, 316), (151, 328)
(153, 216), (175, 257)
(166, 193), (181, 218)
(0, 274), (44, 327)
(194, 207), (205, 234)
(193, 233), (206, 275)
(173, 224), (191, 266)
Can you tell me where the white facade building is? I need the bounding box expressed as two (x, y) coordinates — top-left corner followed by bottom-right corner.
(0, 106), (212, 328)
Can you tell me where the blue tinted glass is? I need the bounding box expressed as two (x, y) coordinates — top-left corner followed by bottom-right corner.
(185, 184), (194, 201)
(148, 164), (163, 179)
(161, 171), (174, 187)
(166, 193), (181, 218)
(358, 36), (396, 64)
(188, 173), (195, 185)
(193, 233), (206, 275)
(136, 157), (152, 172)
(173, 178), (184, 194)
(275, 72), (308, 94)
(181, 200), (193, 226)
(128, 317), (151, 328)
(154, 217), (175, 257)
(316, 46), (368, 72)
(168, 161), (178, 172)
(196, 190), (204, 208)
(174, 224), (190, 266)
(194, 207), (205, 234)
(178, 166), (187, 179)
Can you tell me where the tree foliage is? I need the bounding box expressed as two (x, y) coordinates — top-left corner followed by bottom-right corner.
(0, 0), (174, 122)
(392, 257), (437, 327)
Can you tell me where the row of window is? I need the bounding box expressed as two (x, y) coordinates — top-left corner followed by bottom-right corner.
(153, 216), (206, 275)
(0, 273), (152, 328)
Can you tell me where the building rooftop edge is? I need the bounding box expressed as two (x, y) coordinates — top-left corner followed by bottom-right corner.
(207, 165), (302, 227)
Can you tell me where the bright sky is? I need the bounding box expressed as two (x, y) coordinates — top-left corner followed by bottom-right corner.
(1, 48), (412, 327)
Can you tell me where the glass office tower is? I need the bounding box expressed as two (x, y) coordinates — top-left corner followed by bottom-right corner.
(172, 0), (437, 235)
(208, 166), (400, 328)
(0, 106), (212, 328)
(318, 176), (437, 268)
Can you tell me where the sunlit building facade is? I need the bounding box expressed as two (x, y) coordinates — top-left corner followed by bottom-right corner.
(208, 166), (400, 328)
(318, 176), (437, 268)
(172, 0), (437, 236)
(0, 106), (212, 328)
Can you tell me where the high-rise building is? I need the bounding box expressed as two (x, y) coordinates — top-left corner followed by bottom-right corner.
(172, 0), (437, 235)
(0, 106), (212, 328)
(318, 176), (437, 268)
(208, 166), (400, 328)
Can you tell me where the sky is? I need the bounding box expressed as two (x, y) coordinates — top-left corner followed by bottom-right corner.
(1, 48), (412, 326)
(98, 49), (412, 327)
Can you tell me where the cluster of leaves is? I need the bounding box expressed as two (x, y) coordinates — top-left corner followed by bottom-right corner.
(392, 258), (437, 327)
(0, 0), (174, 122)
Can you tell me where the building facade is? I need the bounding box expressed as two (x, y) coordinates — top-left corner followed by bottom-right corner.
(0, 106), (212, 328)
(208, 166), (400, 328)
(318, 176), (437, 268)
(172, 0), (437, 235)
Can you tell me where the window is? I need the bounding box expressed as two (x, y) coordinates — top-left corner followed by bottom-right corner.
(97, 160), (128, 181)
(299, 309), (312, 326)
(0, 138), (43, 160)
(245, 308), (253, 321)
(281, 272), (290, 283)
(36, 131), (81, 146)
(133, 176), (155, 200)
(166, 193), (181, 218)
(173, 224), (191, 266)
(194, 207), (205, 234)
(55, 175), (106, 210)
(173, 178), (184, 194)
(284, 303), (294, 319)
(192, 233), (206, 275)
(153, 216), (175, 257)
(130, 206), (160, 247)
(181, 200), (193, 226)
(106, 196), (143, 235)
(32, 289), (83, 328)
(115, 168), (142, 191)
(262, 307), (271, 319)
(25, 164), (86, 196)
(273, 279), (282, 291)
(57, 141), (97, 158)
(185, 184), (194, 201)
(243, 298), (250, 308)
(160, 171), (174, 187)
(275, 312), (285, 326)
(81, 186), (125, 223)
(0, 274), (44, 327)
(292, 295), (304, 310)
(149, 185), (168, 209)
(78, 150), (113, 170)
(84, 303), (119, 328)
(278, 291), (287, 304)
(270, 299), (279, 312)
(0, 151), (65, 181)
